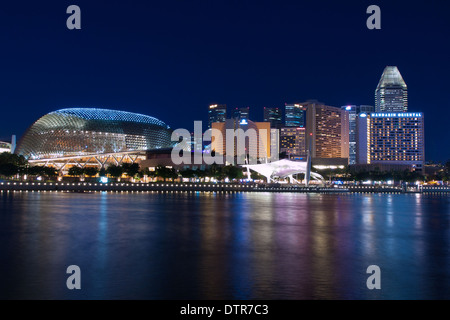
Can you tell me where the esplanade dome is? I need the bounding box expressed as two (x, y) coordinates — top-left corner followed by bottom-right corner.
(15, 108), (175, 160)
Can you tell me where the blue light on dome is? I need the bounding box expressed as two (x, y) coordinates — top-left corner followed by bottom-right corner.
(15, 108), (175, 160)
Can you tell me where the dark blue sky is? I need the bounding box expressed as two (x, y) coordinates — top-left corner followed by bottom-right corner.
(0, 0), (449, 162)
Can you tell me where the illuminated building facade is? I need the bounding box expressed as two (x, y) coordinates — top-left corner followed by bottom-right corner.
(232, 107), (250, 121)
(243, 159), (325, 184)
(0, 141), (11, 153)
(211, 118), (271, 163)
(285, 103), (306, 127)
(353, 67), (426, 172)
(375, 66), (408, 112)
(341, 105), (374, 164)
(15, 108), (175, 170)
(269, 128), (280, 162)
(208, 104), (227, 128)
(280, 127), (306, 159)
(263, 107), (283, 129)
(356, 113), (369, 165)
(356, 112), (425, 171)
(0, 135), (16, 154)
(304, 101), (349, 161)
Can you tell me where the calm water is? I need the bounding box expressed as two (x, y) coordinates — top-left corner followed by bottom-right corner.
(0, 190), (449, 300)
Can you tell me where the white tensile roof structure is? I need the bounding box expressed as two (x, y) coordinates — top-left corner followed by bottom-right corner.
(242, 159), (324, 184)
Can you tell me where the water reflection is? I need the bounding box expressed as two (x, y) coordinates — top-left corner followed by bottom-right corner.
(0, 191), (449, 299)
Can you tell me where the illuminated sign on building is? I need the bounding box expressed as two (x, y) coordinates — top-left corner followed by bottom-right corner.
(370, 112), (422, 118)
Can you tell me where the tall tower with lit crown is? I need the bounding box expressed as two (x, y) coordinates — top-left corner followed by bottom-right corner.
(375, 66), (408, 112)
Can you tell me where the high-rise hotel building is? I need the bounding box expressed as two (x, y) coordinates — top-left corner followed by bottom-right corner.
(356, 112), (425, 171)
(208, 104), (227, 128)
(375, 66), (408, 112)
(279, 100), (350, 164)
(304, 101), (349, 161)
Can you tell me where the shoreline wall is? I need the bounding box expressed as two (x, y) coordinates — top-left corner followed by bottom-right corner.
(1, 181), (449, 194)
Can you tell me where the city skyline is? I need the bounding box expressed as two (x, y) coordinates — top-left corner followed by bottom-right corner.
(0, 1), (449, 163)
(1, 1), (450, 303)
(0, 65), (439, 166)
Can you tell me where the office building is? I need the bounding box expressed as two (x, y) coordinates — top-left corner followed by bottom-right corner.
(285, 103), (306, 127)
(341, 105), (374, 165)
(356, 113), (369, 165)
(263, 107), (283, 129)
(208, 104), (227, 128)
(280, 127), (306, 159)
(375, 66), (408, 112)
(232, 107), (250, 121)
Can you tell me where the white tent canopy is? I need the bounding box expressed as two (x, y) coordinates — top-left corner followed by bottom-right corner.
(242, 159), (324, 184)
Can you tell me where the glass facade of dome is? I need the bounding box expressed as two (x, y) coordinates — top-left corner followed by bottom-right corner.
(15, 108), (175, 160)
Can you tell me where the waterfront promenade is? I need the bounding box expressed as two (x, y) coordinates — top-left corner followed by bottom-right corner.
(1, 181), (449, 194)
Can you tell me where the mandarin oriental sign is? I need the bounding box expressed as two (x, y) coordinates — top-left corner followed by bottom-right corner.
(370, 112), (422, 118)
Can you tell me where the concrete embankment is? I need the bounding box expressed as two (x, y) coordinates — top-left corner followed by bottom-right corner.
(1, 181), (449, 193)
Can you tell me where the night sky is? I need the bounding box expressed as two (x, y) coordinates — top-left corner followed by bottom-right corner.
(0, 0), (449, 162)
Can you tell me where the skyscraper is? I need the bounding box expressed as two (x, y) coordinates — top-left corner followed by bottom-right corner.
(304, 101), (349, 161)
(375, 66), (408, 112)
(208, 104), (227, 128)
(356, 112), (425, 172)
(355, 68), (425, 172)
(232, 107), (250, 121)
(284, 103), (306, 127)
(301, 100), (349, 160)
(341, 105), (374, 165)
(263, 107), (283, 129)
